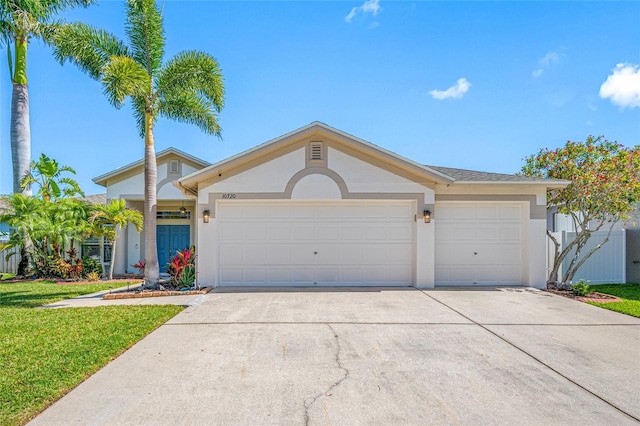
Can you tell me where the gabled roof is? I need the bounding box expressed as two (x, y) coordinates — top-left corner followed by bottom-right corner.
(93, 147), (211, 187)
(179, 122), (457, 189)
(427, 165), (569, 186)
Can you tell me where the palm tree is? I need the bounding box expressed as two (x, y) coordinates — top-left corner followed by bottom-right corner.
(89, 199), (143, 280)
(21, 153), (84, 201)
(0, 0), (94, 195)
(51, 0), (224, 287)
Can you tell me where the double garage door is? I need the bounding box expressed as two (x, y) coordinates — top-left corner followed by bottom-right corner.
(216, 201), (526, 287)
(218, 201), (414, 286)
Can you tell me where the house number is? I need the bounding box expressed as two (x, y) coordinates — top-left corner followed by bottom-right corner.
(222, 193), (236, 199)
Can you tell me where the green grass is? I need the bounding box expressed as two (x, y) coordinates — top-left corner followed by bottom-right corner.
(0, 281), (183, 425)
(0, 273), (16, 281)
(0, 281), (129, 308)
(586, 283), (640, 318)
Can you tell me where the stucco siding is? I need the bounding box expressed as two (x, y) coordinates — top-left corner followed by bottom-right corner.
(107, 174), (145, 200)
(528, 218), (547, 288)
(329, 148), (435, 202)
(204, 149), (306, 195)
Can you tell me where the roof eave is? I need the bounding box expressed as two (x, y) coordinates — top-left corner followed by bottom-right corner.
(93, 147), (211, 187)
(179, 122), (457, 187)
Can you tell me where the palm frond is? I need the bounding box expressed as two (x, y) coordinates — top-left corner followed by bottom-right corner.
(158, 90), (222, 137)
(126, 0), (164, 76)
(131, 95), (148, 138)
(102, 55), (150, 108)
(51, 22), (128, 79)
(154, 50), (224, 113)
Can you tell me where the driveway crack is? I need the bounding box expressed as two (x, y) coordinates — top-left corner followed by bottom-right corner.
(303, 324), (349, 426)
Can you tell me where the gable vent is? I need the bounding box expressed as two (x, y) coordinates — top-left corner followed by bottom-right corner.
(169, 160), (180, 174)
(310, 143), (323, 161)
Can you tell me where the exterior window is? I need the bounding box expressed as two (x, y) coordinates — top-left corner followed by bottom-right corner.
(157, 211), (191, 219)
(82, 236), (112, 263)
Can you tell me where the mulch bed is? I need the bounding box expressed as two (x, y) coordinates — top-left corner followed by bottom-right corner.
(546, 289), (622, 303)
(103, 286), (212, 300)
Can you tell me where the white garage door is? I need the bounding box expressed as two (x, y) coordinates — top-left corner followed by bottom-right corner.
(218, 201), (414, 286)
(435, 202), (525, 286)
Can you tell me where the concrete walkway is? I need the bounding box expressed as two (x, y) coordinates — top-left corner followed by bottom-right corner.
(30, 287), (640, 425)
(40, 285), (207, 308)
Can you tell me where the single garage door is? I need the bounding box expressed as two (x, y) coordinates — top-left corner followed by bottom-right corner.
(435, 202), (525, 286)
(218, 201), (414, 286)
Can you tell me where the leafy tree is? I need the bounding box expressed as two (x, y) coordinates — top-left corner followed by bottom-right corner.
(20, 153), (84, 201)
(521, 136), (640, 289)
(0, 0), (94, 195)
(51, 0), (225, 287)
(89, 199), (143, 280)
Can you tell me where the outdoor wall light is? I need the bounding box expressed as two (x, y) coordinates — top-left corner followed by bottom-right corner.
(179, 205), (187, 216)
(203, 210), (210, 223)
(423, 209), (431, 223)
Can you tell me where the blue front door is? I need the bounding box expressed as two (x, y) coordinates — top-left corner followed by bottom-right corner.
(157, 225), (190, 270)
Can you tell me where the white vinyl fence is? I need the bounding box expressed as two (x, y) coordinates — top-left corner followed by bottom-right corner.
(548, 230), (626, 284)
(0, 248), (20, 274)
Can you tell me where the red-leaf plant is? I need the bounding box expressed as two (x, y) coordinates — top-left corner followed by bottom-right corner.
(166, 246), (196, 286)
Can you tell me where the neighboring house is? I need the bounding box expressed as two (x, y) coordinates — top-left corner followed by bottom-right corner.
(164, 122), (566, 289)
(93, 148), (210, 275)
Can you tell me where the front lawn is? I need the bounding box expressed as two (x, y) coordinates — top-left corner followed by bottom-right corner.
(0, 280), (121, 308)
(587, 283), (640, 318)
(0, 281), (183, 425)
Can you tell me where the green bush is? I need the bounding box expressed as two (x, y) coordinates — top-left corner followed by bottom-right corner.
(82, 257), (102, 277)
(572, 280), (591, 296)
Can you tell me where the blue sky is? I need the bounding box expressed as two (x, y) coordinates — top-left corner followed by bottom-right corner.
(2, 0), (639, 196)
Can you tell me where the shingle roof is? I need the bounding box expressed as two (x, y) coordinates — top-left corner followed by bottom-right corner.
(82, 193), (107, 205)
(426, 165), (554, 183)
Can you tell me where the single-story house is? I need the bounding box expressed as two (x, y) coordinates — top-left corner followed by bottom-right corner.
(96, 122), (567, 288)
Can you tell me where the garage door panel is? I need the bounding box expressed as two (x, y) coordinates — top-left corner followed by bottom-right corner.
(220, 268), (243, 283)
(337, 246), (363, 264)
(245, 269), (267, 283)
(292, 226), (314, 240)
(342, 268), (364, 282)
(340, 226), (363, 240)
(218, 201), (414, 286)
(436, 202), (525, 286)
(267, 247), (292, 264)
(292, 269), (314, 283)
(316, 225), (340, 240)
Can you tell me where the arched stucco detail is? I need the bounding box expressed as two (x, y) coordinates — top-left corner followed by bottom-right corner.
(284, 167), (348, 199)
(291, 174), (342, 199)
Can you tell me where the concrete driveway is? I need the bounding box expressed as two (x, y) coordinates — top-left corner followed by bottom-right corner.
(30, 287), (640, 425)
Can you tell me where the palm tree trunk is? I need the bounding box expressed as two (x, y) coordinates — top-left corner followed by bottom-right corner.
(108, 236), (117, 280)
(11, 84), (32, 195)
(10, 36), (32, 196)
(143, 112), (160, 287)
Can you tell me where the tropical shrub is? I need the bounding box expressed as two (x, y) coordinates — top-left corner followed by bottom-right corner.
(167, 246), (196, 288)
(131, 260), (145, 274)
(572, 280), (592, 297)
(85, 271), (101, 282)
(82, 257), (102, 277)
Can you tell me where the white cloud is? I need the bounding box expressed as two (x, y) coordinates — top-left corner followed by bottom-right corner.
(532, 51), (560, 78)
(599, 63), (640, 108)
(345, 0), (381, 23)
(429, 78), (471, 100)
